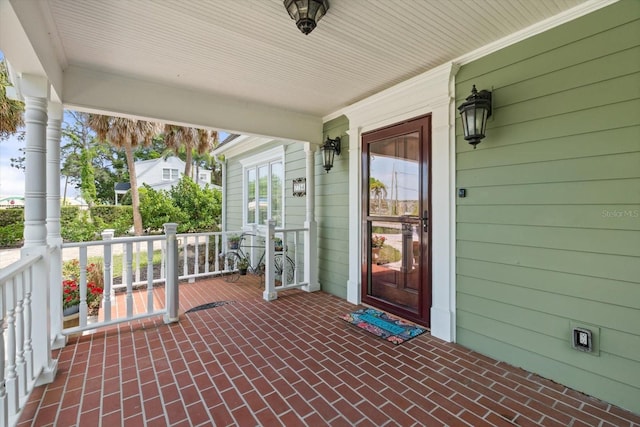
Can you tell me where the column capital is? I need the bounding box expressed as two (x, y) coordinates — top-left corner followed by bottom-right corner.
(19, 74), (50, 99)
(48, 101), (63, 120)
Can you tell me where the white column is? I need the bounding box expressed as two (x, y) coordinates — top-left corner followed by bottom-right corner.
(46, 102), (65, 349)
(346, 127), (361, 304)
(302, 143), (319, 292)
(19, 74), (57, 386)
(21, 75), (49, 251)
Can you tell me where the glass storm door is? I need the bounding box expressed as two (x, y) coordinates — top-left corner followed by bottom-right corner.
(362, 115), (431, 327)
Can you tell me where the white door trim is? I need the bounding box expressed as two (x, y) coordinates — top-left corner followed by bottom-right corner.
(342, 62), (459, 342)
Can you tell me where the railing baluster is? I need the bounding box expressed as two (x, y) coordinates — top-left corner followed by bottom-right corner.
(182, 236), (188, 277)
(147, 240), (154, 313)
(102, 230), (113, 322)
(0, 279), (6, 427)
(125, 242), (134, 318)
(161, 240), (166, 280)
(15, 272), (26, 399)
(135, 241), (141, 283)
(214, 235), (220, 272)
(23, 268), (34, 384)
(194, 235), (200, 278)
(204, 236), (210, 274)
(5, 278), (18, 416)
(79, 248), (88, 327)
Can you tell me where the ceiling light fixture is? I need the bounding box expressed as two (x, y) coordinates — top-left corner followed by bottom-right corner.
(284, 0), (330, 35)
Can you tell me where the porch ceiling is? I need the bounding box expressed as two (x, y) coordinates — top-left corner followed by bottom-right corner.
(3, 0), (589, 139)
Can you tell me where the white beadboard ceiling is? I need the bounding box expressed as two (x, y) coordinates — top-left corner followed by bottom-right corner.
(39, 0), (587, 118)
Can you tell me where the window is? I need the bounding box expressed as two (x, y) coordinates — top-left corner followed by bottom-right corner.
(199, 173), (208, 183)
(241, 147), (284, 227)
(162, 168), (179, 180)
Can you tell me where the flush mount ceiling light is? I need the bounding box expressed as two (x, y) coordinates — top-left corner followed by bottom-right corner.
(284, 0), (330, 35)
(458, 85), (493, 149)
(322, 136), (341, 172)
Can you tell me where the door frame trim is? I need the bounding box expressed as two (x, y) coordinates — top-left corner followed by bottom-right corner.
(341, 61), (459, 342)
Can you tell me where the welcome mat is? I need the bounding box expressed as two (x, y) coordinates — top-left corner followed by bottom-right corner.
(341, 308), (426, 345)
(185, 301), (233, 314)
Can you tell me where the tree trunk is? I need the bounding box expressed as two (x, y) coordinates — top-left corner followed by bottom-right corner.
(184, 148), (192, 179)
(125, 142), (143, 236)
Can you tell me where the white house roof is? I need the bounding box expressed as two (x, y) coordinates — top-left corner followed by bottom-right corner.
(1, 0), (606, 143)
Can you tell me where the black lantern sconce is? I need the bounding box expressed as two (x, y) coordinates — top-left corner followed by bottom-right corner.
(284, 0), (330, 35)
(458, 85), (492, 149)
(322, 136), (341, 172)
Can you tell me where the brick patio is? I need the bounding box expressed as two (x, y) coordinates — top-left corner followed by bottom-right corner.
(17, 276), (640, 426)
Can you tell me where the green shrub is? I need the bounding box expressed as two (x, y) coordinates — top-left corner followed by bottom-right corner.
(170, 177), (221, 233)
(139, 185), (185, 232)
(60, 206), (80, 228)
(0, 223), (23, 246)
(61, 210), (98, 242)
(91, 205), (133, 236)
(0, 208), (23, 226)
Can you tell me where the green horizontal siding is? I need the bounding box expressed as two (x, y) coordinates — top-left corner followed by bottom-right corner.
(318, 115), (349, 298)
(455, 0), (640, 413)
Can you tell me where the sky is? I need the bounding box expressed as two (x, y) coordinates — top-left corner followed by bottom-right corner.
(0, 134), (29, 197)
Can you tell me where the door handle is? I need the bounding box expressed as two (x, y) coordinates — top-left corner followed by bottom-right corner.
(422, 211), (429, 232)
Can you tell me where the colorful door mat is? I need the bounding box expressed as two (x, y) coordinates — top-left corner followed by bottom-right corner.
(341, 308), (426, 345)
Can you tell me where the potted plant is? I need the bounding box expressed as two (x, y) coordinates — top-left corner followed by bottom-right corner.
(227, 234), (242, 250)
(237, 256), (250, 275)
(273, 237), (284, 252)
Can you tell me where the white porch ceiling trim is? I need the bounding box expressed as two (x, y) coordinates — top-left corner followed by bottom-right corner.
(62, 66), (323, 144)
(0, 0), (63, 102)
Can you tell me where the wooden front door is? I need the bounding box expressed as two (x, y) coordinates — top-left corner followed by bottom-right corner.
(362, 115), (432, 327)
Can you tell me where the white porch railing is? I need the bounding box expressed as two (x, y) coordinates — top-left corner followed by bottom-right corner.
(0, 250), (53, 427)
(0, 221), (316, 426)
(263, 220), (311, 301)
(59, 226), (261, 334)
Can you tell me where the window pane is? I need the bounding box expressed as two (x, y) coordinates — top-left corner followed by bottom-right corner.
(369, 133), (419, 217)
(271, 162), (283, 226)
(171, 169), (179, 180)
(163, 168), (170, 180)
(247, 169), (256, 224)
(258, 165), (268, 224)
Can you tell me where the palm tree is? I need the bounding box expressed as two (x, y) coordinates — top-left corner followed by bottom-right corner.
(0, 60), (24, 140)
(163, 125), (218, 178)
(88, 115), (160, 236)
(369, 177), (387, 214)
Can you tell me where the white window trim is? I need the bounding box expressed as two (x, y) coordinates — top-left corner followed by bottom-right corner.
(162, 168), (179, 181)
(240, 146), (286, 229)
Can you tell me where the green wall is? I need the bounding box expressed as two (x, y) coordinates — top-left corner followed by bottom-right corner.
(225, 140), (306, 232)
(455, 0), (640, 412)
(317, 116), (350, 298)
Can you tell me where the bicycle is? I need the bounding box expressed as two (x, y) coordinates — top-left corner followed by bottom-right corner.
(221, 233), (295, 285)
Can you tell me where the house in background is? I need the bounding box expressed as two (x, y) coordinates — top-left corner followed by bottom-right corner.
(114, 156), (217, 204)
(2, 0), (639, 417)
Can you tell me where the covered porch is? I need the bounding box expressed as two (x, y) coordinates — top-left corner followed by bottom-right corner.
(16, 276), (640, 426)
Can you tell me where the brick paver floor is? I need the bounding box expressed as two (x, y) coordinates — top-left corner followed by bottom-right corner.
(17, 276), (640, 426)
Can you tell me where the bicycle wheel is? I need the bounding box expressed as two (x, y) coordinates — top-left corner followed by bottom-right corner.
(223, 252), (241, 283)
(274, 254), (295, 285)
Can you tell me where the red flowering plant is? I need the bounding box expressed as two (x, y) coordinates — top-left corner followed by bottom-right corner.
(62, 259), (104, 315)
(371, 235), (386, 248)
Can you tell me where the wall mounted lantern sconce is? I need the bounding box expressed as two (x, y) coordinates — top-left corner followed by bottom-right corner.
(458, 85), (492, 149)
(322, 136), (341, 172)
(284, 0), (330, 35)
